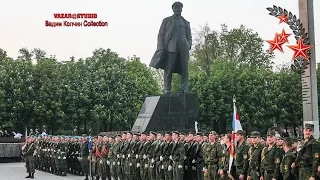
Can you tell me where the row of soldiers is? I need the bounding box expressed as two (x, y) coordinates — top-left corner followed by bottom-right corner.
(22, 123), (320, 180)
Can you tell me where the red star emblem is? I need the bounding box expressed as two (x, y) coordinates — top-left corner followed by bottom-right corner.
(277, 13), (287, 24)
(266, 34), (286, 53)
(287, 38), (313, 60)
(277, 28), (291, 43)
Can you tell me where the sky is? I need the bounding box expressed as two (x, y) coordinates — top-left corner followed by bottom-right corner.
(0, 0), (319, 66)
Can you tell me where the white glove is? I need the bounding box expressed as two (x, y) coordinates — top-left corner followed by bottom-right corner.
(160, 156), (163, 161)
(63, 156), (66, 160)
(117, 154), (120, 158)
(168, 165), (173, 171)
(117, 162), (120, 165)
(151, 158), (155, 163)
(58, 156), (61, 159)
(161, 165), (165, 169)
(107, 161), (110, 165)
(184, 156), (187, 160)
(122, 155), (125, 159)
(136, 154), (139, 159)
(113, 162), (116, 165)
(192, 159), (196, 163)
(143, 154), (146, 159)
(129, 163), (132, 166)
(137, 163), (140, 168)
(169, 155), (173, 160)
(192, 166), (196, 170)
(100, 160), (103, 164)
(178, 165), (183, 169)
(128, 154), (131, 158)
(144, 164), (148, 168)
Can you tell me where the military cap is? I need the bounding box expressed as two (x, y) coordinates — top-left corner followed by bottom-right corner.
(172, 131), (180, 135)
(172, 1), (183, 8)
(150, 131), (157, 136)
(250, 131), (260, 137)
(133, 132), (140, 136)
(180, 132), (185, 136)
(111, 136), (115, 139)
(127, 132), (133, 135)
(116, 134), (121, 137)
(98, 134), (103, 137)
(157, 131), (164, 135)
(283, 137), (294, 146)
(305, 123), (314, 130)
(236, 130), (245, 136)
(209, 131), (217, 135)
(165, 131), (172, 135)
(267, 131), (276, 136)
(82, 134), (87, 137)
(140, 132), (147, 135)
(188, 131), (195, 135)
(196, 132), (203, 136)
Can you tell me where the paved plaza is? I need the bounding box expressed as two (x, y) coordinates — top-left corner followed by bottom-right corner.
(0, 162), (85, 180)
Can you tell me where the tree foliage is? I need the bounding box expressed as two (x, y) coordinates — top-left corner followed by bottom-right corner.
(0, 48), (160, 135)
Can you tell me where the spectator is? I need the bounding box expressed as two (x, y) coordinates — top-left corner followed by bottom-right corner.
(29, 129), (35, 136)
(13, 131), (23, 139)
(4, 129), (10, 137)
(0, 129), (4, 137)
(35, 129), (40, 136)
(41, 129), (47, 136)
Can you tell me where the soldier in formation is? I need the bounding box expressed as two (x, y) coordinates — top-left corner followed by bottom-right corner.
(25, 123), (320, 180)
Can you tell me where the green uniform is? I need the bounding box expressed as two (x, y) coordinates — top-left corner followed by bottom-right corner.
(140, 141), (151, 180)
(260, 144), (281, 180)
(234, 141), (249, 180)
(194, 142), (204, 180)
(171, 141), (185, 180)
(247, 143), (263, 180)
(24, 142), (36, 174)
(162, 141), (173, 180)
(80, 140), (89, 177)
(280, 149), (297, 180)
(295, 136), (320, 179)
(155, 140), (165, 180)
(148, 140), (157, 180)
(202, 141), (221, 180)
(108, 142), (117, 180)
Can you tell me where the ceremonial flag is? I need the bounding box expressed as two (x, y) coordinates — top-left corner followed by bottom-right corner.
(25, 127), (28, 139)
(88, 136), (93, 150)
(228, 96), (243, 179)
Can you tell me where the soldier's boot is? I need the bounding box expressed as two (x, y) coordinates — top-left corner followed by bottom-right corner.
(30, 173), (34, 179)
(25, 173), (31, 178)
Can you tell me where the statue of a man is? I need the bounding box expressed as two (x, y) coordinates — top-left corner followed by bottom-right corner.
(150, 1), (192, 94)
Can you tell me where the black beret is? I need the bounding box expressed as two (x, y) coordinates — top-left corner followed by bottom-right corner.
(150, 131), (156, 136)
(141, 132), (147, 135)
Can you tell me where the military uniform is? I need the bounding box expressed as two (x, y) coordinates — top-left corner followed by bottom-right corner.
(234, 130), (249, 180)
(260, 132), (282, 180)
(202, 134), (221, 180)
(247, 131), (263, 180)
(23, 138), (37, 178)
(80, 135), (89, 180)
(295, 124), (320, 180)
(171, 131), (185, 180)
(280, 138), (297, 180)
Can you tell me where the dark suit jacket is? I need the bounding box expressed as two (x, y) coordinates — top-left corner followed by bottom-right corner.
(150, 15), (192, 73)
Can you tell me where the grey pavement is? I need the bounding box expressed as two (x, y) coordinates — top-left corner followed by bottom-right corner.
(0, 162), (85, 180)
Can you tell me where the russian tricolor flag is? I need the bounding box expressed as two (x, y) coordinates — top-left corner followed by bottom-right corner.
(228, 96), (243, 179)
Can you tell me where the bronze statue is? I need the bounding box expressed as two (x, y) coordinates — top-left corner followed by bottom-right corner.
(150, 2), (192, 94)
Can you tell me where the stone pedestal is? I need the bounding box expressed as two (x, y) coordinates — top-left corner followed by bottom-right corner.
(131, 93), (198, 132)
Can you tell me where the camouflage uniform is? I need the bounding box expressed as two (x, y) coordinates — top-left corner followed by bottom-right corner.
(247, 131), (263, 180)
(280, 138), (297, 180)
(234, 130), (249, 180)
(203, 140), (221, 180)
